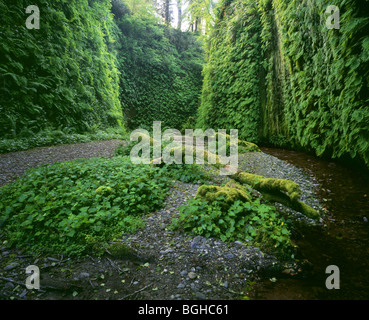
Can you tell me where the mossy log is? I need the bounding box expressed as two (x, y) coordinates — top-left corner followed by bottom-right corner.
(195, 181), (252, 209)
(231, 172), (320, 220)
(131, 131), (158, 146)
(151, 146), (222, 166)
(215, 132), (261, 153)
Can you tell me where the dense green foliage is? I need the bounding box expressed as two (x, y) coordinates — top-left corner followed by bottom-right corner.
(198, 0), (369, 168)
(0, 156), (171, 256)
(0, 0), (204, 141)
(115, 9), (204, 130)
(198, 0), (263, 142)
(2, 0), (367, 262)
(172, 196), (293, 257)
(0, 0), (123, 138)
(0, 127), (127, 154)
(114, 132), (213, 183)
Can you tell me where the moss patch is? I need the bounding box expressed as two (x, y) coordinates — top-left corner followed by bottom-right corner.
(195, 180), (252, 209)
(232, 171), (320, 220)
(233, 172), (302, 202)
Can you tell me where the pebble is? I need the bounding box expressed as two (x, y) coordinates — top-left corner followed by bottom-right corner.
(0, 150), (323, 300)
(195, 292), (206, 300)
(4, 282), (14, 290)
(4, 262), (20, 271)
(226, 253), (235, 259)
(159, 249), (174, 255)
(74, 272), (90, 281)
(19, 289), (28, 298)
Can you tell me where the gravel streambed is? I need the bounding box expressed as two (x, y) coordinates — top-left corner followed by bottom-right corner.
(0, 144), (323, 300)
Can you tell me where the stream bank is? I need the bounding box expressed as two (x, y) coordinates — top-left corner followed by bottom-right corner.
(0, 142), (319, 300)
(250, 148), (369, 300)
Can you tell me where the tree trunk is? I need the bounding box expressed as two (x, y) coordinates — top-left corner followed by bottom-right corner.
(177, 0), (182, 30)
(165, 0), (171, 26)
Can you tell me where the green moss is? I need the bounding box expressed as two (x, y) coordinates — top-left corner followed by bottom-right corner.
(232, 171), (320, 220)
(233, 172), (301, 201)
(215, 132), (261, 154)
(95, 186), (114, 196)
(199, 0), (369, 169)
(195, 181), (252, 209)
(106, 242), (135, 259)
(151, 145), (222, 167)
(238, 140), (261, 153)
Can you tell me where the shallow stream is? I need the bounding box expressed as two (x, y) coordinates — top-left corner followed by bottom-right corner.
(251, 148), (369, 300)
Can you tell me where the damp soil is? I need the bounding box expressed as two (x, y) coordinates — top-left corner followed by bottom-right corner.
(249, 148), (369, 300)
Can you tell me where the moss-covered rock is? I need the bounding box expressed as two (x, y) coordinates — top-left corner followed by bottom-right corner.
(106, 242), (135, 259)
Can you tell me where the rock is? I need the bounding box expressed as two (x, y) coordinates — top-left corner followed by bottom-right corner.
(226, 253), (235, 259)
(4, 262), (19, 271)
(4, 282), (15, 290)
(190, 236), (205, 249)
(177, 283), (185, 289)
(159, 249), (174, 255)
(188, 272), (197, 279)
(363, 217), (368, 223)
(47, 257), (60, 262)
(234, 241), (243, 246)
(195, 292), (206, 300)
(180, 270), (188, 276)
(19, 289), (28, 298)
(74, 272), (90, 281)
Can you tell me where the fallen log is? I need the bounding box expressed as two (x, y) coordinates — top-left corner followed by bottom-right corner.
(231, 171), (320, 220)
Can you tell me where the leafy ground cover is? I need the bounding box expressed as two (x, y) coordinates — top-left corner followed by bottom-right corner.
(0, 137), (298, 260)
(0, 156), (171, 256)
(0, 139), (324, 300)
(0, 127), (128, 154)
(172, 190), (293, 259)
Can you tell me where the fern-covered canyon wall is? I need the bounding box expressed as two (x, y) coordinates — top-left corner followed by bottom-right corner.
(1, 0), (123, 137)
(198, 0), (369, 168)
(0, 0), (204, 138)
(114, 7), (204, 130)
